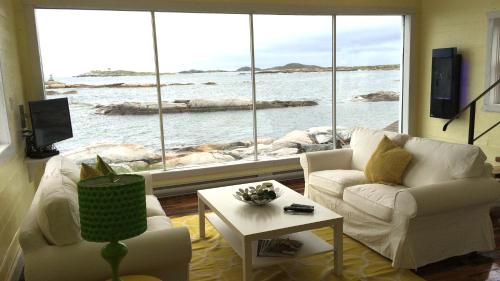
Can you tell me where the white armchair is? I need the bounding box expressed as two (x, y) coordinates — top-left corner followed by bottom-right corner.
(19, 156), (192, 281)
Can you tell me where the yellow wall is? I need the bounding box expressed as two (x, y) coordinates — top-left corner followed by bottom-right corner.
(0, 0), (36, 279)
(417, 0), (500, 162)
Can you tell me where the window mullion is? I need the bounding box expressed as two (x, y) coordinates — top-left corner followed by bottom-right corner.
(249, 14), (258, 161)
(150, 11), (167, 170)
(332, 14), (337, 149)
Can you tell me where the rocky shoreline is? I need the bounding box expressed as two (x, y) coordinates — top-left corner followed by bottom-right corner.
(63, 126), (355, 172)
(63, 122), (399, 173)
(94, 99), (318, 115)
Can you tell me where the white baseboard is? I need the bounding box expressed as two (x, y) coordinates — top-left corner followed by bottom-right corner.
(154, 170), (303, 197)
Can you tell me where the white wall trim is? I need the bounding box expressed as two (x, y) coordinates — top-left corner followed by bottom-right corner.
(22, 0), (416, 15)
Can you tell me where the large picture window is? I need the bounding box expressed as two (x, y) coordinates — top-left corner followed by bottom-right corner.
(34, 10), (405, 172)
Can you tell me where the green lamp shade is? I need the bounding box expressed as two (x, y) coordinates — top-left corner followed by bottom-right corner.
(78, 174), (147, 242)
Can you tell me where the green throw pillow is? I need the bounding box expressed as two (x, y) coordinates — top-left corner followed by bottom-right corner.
(364, 136), (413, 185)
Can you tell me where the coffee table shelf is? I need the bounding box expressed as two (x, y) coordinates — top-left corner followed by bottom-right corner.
(206, 212), (333, 268)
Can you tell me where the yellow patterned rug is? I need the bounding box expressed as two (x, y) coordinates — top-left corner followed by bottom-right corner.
(172, 214), (424, 281)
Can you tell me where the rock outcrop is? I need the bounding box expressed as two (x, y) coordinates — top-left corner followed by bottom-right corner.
(63, 143), (161, 166)
(44, 82), (197, 89)
(95, 99), (318, 115)
(352, 91), (400, 102)
(46, 90), (78, 95)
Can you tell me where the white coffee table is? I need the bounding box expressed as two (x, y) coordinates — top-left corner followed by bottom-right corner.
(197, 180), (343, 281)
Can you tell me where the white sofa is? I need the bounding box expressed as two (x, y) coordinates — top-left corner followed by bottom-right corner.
(300, 128), (500, 269)
(19, 156), (192, 281)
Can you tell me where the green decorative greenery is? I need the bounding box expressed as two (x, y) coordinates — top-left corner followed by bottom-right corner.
(233, 182), (281, 205)
(96, 155), (117, 176)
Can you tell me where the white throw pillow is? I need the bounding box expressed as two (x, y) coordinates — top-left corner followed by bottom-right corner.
(350, 128), (409, 171)
(402, 137), (487, 187)
(37, 173), (81, 246)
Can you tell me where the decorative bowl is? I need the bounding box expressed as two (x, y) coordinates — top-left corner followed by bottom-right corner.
(233, 182), (282, 206)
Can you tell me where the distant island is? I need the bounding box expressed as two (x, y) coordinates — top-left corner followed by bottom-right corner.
(74, 63), (400, 77)
(76, 69), (174, 77)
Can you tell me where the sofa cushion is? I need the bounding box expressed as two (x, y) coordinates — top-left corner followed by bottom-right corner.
(344, 183), (406, 222)
(403, 137), (487, 187)
(37, 173), (81, 246)
(309, 169), (368, 197)
(45, 155), (81, 184)
(146, 195), (167, 217)
(365, 136), (413, 185)
(350, 128), (409, 171)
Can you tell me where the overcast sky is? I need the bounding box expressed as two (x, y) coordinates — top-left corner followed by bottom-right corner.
(35, 10), (402, 76)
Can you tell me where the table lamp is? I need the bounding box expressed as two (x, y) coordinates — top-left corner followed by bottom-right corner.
(78, 174), (147, 281)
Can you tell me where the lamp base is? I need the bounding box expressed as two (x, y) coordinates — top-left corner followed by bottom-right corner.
(102, 241), (128, 281)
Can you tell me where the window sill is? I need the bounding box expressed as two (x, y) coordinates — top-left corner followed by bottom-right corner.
(0, 143), (15, 164)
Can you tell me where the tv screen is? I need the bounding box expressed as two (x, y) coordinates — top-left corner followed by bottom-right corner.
(431, 57), (454, 100)
(29, 98), (73, 148)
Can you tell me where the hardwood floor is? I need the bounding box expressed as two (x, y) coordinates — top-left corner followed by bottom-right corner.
(159, 178), (500, 281)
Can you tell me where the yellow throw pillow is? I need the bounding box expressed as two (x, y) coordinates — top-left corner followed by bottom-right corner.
(80, 163), (104, 180)
(364, 136), (413, 185)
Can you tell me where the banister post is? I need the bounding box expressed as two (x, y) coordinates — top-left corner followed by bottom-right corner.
(468, 102), (476, 145)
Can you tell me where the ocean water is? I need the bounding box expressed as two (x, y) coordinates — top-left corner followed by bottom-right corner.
(47, 70), (401, 154)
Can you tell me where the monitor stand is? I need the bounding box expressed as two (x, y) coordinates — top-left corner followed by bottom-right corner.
(25, 135), (60, 159)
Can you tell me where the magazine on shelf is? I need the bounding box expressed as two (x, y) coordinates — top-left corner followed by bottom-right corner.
(257, 238), (303, 257)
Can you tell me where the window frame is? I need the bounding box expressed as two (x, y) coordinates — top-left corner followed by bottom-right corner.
(0, 60), (14, 162)
(484, 12), (500, 112)
(23, 3), (414, 178)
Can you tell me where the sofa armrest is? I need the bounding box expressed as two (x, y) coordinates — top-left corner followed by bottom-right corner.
(300, 148), (353, 174)
(300, 149), (353, 183)
(134, 171), (154, 195)
(395, 178), (500, 218)
(24, 227), (192, 281)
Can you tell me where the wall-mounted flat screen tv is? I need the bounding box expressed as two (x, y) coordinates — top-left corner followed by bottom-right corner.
(29, 98), (73, 148)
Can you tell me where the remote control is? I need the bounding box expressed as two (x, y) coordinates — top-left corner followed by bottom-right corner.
(291, 203), (314, 209)
(284, 206), (315, 213)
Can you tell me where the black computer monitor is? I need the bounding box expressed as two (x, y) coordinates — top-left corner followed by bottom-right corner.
(29, 98), (73, 148)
